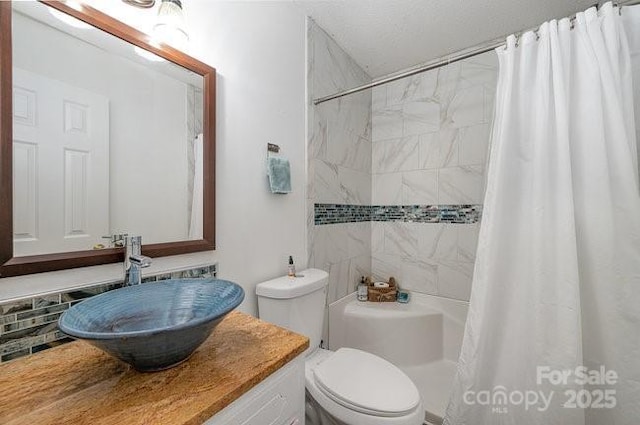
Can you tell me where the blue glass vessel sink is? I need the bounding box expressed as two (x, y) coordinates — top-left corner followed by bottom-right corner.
(58, 278), (244, 372)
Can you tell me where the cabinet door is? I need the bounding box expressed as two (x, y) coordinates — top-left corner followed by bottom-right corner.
(205, 357), (304, 425)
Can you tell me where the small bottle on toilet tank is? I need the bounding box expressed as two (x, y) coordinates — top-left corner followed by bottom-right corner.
(288, 256), (296, 278)
(357, 276), (368, 301)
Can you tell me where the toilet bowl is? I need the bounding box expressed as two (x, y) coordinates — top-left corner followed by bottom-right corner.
(305, 348), (424, 425)
(256, 269), (424, 425)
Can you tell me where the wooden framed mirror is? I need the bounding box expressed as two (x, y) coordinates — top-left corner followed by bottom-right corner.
(0, 0), (216, 277)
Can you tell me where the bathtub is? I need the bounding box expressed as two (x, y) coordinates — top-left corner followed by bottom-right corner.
(328, 292), (468, 425)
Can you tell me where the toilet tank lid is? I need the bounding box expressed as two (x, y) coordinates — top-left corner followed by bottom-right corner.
(256, 268), (328, 299)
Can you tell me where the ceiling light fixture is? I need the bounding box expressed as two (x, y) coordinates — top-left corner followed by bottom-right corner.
(122, 0), (156, 8)
(153, 0), (189, 51)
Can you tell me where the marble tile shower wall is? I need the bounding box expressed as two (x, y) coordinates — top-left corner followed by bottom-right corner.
(307, 19), (373, 305)
(370, 52), (498, 301)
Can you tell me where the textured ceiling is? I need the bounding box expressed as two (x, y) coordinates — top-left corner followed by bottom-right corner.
(293, 0), (598, 78)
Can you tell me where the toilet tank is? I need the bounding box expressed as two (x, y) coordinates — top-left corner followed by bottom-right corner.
(256, 269), (328, 355)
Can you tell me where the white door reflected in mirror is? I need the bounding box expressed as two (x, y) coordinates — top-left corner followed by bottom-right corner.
(13, 68), (110, 257)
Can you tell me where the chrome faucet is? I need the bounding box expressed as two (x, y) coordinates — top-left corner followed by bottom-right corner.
(124, 235), (152, 286)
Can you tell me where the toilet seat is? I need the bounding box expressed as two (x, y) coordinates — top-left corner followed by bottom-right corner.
(305, 348), (424, 425)
(313, 348), (420, 417)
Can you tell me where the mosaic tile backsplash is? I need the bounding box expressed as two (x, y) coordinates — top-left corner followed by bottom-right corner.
(315, 203), (482, 225)
(0, 264), (217, 364)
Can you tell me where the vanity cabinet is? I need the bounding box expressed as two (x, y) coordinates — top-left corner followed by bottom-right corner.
(205, 356), (305, 425)
(0, 312), (309, 425)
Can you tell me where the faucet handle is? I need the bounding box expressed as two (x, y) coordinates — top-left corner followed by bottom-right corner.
(129, 254), (152, 268)
(102, 234), (128, 248)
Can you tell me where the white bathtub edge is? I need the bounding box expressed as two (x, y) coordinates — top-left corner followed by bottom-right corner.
(329, 291), (469, 362)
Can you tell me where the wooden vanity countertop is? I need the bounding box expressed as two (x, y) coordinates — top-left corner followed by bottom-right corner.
(0, 311), (309, 425)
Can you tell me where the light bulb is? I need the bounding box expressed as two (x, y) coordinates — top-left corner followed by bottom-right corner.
(153, 0), (189, 50)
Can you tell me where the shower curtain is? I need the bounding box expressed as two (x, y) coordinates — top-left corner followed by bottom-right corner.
(444, 3), (640, 425)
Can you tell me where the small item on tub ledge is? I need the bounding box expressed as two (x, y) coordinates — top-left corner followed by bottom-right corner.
(357, 276), (368, 301)
(367, 276), (397, 302)
(397, 290), (410, 303)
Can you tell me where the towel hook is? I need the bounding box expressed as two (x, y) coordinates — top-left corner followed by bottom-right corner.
(267, 143), (280, 154)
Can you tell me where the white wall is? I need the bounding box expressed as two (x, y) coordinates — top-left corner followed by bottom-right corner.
(2, 0), (309, 317)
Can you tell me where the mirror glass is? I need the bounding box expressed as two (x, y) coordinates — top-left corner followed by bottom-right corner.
(11, 1), (205, 257)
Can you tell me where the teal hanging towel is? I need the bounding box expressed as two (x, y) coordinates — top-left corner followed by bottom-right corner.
(267, 156), (292, 194)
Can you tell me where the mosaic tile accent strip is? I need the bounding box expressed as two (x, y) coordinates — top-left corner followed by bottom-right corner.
(0, 264), (217, 364)
(315, 204), (482, 225)
(371, 204), (482, 223)
(314, 204), (371, 225)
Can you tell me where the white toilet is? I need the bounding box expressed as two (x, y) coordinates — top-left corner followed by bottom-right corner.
(256, 268), (424, 425)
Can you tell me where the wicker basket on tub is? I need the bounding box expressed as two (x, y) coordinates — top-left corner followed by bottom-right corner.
(366, 276), (397, 302)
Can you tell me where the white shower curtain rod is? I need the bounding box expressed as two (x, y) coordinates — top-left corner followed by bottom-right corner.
(313, 0), (640, 105)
